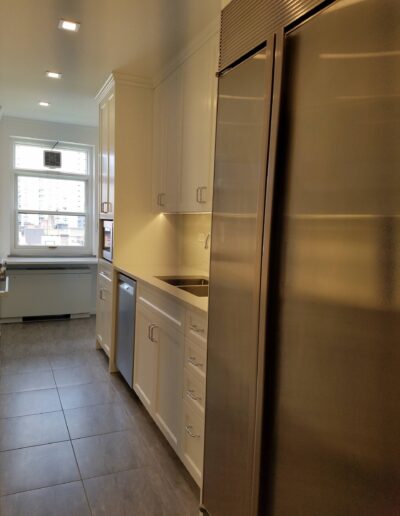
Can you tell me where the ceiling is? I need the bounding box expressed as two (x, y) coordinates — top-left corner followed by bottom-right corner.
(0, 0), (221, 126)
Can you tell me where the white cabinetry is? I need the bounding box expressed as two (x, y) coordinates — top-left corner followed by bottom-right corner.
(134, 285), (185, 452)
(153, 69), (183, 213)
(99, 90), (115, 218)
(153, 34), (218, 213)
(96, 259), (114, 357)
(133, 282), (208, 486)
(180, 36), (218, 212)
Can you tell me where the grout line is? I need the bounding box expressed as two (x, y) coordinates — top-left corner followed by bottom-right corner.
(50, 367), (93, 516)
(0, 479), (85, 500)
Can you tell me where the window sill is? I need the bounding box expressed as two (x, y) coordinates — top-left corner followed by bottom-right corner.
(6, 256), (98, 266)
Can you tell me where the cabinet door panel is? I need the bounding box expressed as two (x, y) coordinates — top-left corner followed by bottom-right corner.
(153, 320), (184, 450)
(133, 306), (157, 413)
(180, 35), (218, 212)
(99, 100), (109, 214)
(107, 93), (115, 217)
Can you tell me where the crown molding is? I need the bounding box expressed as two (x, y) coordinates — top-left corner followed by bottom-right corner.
(153, 15), (220, 88)
(95, 72), (153, 102)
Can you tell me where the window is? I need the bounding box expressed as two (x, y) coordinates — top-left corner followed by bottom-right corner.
(12, 139), (94, 255)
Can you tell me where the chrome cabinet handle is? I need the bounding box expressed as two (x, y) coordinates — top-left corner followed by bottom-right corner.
(188, 356), (203, 368)
(99, 271), (111, 282)
(186, 389), (202, 402)
(157, 193), (166, 207)
(148, 324), (159, 343)
(101, 201), (108, 213)
(197, 186), (207, 204)
(99, 288), (106, 300)
(107, 201), (112, 212)
(185, 425), (200, 439)
(189, 323), (205, 334)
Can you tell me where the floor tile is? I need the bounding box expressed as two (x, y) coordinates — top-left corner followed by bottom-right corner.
(53, 364), (108, 387)
(0, 355), (51, 375)
(49, 350), (101, 370)
(0, 389), (61, 419)
(0, 411), (69, 451)
(64, 403), (133, 439)
(73, 429), (153, 479)
(84, 468), (182, 516)
(58, 381), (118, 410)
(0, 441), (80, 496)
(0, 371), (55, 394)
(0, 481), (91, 516)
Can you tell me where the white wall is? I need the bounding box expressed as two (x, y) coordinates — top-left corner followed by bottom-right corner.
(0, 116), (98, 257)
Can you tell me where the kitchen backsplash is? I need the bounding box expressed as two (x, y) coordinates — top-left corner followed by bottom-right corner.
(179, 213), (212, 274)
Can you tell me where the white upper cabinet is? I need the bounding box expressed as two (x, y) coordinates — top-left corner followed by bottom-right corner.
(153, 34), (218, 213)
(180, 35), (218, 212)
(153, 69), (183, 213)
(99, 90), (115, 218)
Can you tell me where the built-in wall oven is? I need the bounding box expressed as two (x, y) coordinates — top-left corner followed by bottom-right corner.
(101, 220), (113, 262)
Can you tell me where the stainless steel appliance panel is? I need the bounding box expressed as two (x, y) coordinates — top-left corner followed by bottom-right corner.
(202, 46), (272, 516)
(268, 1), (400, 514)
(116, 274), (136, 388)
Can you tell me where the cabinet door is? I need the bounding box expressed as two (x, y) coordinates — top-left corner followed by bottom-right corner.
(153, 69), (183, 213)
(180, 35), (218, 212)
(133, 305), (157, 413)
(99, 99), (109, 216)
(96, 272), (113, 356)
(153, 319), (184, 451)
(107, 93), (115, 218)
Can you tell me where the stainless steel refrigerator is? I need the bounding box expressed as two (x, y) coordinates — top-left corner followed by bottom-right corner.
(202, 0), (400, 515)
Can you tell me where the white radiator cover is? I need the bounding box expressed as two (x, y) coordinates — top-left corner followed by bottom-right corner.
(0, 267), (95, 319)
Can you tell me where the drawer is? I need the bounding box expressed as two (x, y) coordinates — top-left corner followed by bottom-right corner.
(184, 368), (205, 414)
(182, 400), (204, 487)
(185, 339), (206, 380)
(185, 309), (207, 347)
(137, 283), (185, 332)
(98, 259), (113, 283)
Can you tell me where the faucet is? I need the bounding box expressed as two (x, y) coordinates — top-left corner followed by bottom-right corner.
(204, 233), (211, 250)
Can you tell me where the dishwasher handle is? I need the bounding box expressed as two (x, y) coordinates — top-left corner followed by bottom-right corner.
(119, 281), (134, 296)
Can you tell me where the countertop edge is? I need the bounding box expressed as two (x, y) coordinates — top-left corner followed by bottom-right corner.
(113, 264), (209, 314)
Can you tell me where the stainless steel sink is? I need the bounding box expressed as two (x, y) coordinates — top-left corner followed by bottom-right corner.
(178, 285), (209, 297)
(155, 276), (209, 297)
(156, 276), (209, 287)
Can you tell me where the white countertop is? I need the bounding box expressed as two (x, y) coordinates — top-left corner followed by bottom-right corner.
(114, 263), (209, 313)
(6, 257), (98, 266)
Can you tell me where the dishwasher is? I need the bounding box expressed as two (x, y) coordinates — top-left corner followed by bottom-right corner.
(115, 274), (136, 388)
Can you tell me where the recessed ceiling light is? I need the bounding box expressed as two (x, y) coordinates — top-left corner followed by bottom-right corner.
(39, 101), (50, 107)
(58, 19), (80, 32)
(46, 71), (62, 79)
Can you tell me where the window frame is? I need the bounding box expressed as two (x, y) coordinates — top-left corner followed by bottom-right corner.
(10, 137), (95, 257)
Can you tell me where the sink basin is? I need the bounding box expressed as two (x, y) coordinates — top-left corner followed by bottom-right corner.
(178, 285), (209, 297)
(156, 276), (209, 287)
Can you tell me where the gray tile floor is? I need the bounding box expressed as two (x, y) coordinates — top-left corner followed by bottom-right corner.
(0, 317), (200, 515)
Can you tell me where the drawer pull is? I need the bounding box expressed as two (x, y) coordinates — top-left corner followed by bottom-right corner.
(99, 288), (106, 300)
(189, 323), (205, 334)
(185, 425), (200, 439)
(186, 389), (202, 402)
(148, 324), (159, 343)
(188, 356), (203, 368)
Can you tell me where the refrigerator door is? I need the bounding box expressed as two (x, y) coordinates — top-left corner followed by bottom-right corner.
(202, 45), (273, 516)
(266, 1), (400, 515)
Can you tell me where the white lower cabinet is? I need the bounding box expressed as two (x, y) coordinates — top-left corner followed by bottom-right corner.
(133, 283), (207, 486)
(133, 304), (158, 414)
(153, 320), (184, 451)
(96, 260), (114, 357)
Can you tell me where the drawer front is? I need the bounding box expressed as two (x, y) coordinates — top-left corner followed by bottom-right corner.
(186, 309), (207, 347)
(98, 259), (113, 283)
(137, 283), (185, 332)
(184, 369), (205, 414)
(185, 339), (207, 380)
(182, 400), (204, 487)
